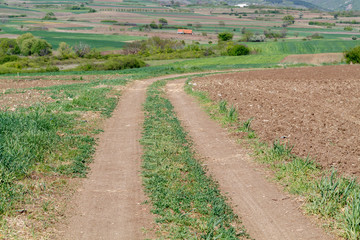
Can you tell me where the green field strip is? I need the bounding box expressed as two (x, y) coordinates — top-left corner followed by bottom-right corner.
(141, 80), (249, 239)
(247, 39), (359, 54)
(0, 26), (145, 50)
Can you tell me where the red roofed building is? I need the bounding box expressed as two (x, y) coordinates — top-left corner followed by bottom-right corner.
(177, 29), (193, 35)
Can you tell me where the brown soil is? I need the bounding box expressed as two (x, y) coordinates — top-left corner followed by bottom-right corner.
(167, 79), (333, 240)
(0, 77), (84, 91)
(192, 65), (360, 177)
(0, 90), (53, 110)
(281, 53), (344, 65)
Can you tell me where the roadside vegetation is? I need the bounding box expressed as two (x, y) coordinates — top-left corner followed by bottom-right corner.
(0, 73), (129, 238)
(185, 78), (360, 240)
(141, 80), (249, 239)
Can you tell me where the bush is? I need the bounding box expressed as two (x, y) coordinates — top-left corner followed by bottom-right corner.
(57, 42), (75, 59)
(218, 32), (234, 41)
(0, 55), (19, 64)
(308, 33), (324, 39)
(345, 26), (354, 31)
(344, 46), (360, 63)
(227, 44), (250, 56)
(74, 42), (91, 57)
(77, 56), (146, 71)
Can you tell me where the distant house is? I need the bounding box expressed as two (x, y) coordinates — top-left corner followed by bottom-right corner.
(177, 29), (193, 35)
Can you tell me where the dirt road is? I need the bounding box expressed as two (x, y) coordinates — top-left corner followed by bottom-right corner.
(167, 79), (333, 240)
(61, 73), (334, 240)
(60, 73), (209, 239)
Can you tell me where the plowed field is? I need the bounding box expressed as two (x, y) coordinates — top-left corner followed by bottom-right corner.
(192, 65), (360, 177)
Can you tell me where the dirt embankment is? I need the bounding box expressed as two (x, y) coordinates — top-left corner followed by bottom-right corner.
(193, 65), (360, 177)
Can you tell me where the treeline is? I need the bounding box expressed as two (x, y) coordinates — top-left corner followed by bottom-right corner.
(337, 20), (360, 24)
(0, 33), (145, 74)
(309, 21), (336, 27)
(122, 35), (252, 60)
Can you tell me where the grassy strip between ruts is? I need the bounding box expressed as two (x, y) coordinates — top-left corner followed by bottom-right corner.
(0, 76), (128, 238)
(185, 78), (360, 240)
(141, 80), (250, 239)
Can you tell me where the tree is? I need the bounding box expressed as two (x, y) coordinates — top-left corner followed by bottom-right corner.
(150, 21), (158, 29)
(344, 45), (360, 63)
(43, 12), (57, 20)
(20, 38), (37, 56)
(158, 18), (168, 26)
(282, 15), (295, 26)
(218, 32), (233, 41)
(0, 38), (20, 55)
(17, 33), (35, 46)
(17, 33), (52, 56)
(227, 44), (250, 56)
(31, 39), (52, 56)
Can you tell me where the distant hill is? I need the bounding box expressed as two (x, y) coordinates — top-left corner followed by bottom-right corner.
(188, 0), (360, 11)
(277, 0), (358, 11)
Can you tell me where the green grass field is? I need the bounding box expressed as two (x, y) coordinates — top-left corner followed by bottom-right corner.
(0, 26), (145, 50)
(247, 39), (359, 55)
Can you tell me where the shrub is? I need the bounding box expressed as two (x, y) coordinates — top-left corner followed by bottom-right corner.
(241, 31), (254, 42)
(308, 33), (324, 39)
(227, 44), (250, 56)
(345, 26), (354, 31)
(344, 46), (360, 63)
(218, 32), (233, 41)
(77, 56), (145, 71)
(74, 42), (91, 57)
(0, 55), (19, 64)
(57, 42), (75, 59)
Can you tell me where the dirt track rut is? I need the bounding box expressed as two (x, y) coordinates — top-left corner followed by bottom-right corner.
(167, 79), (333, 240)
(62, 80), (155, 240)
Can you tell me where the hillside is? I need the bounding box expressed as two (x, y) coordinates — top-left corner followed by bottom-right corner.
(187, 0), (359, 11)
